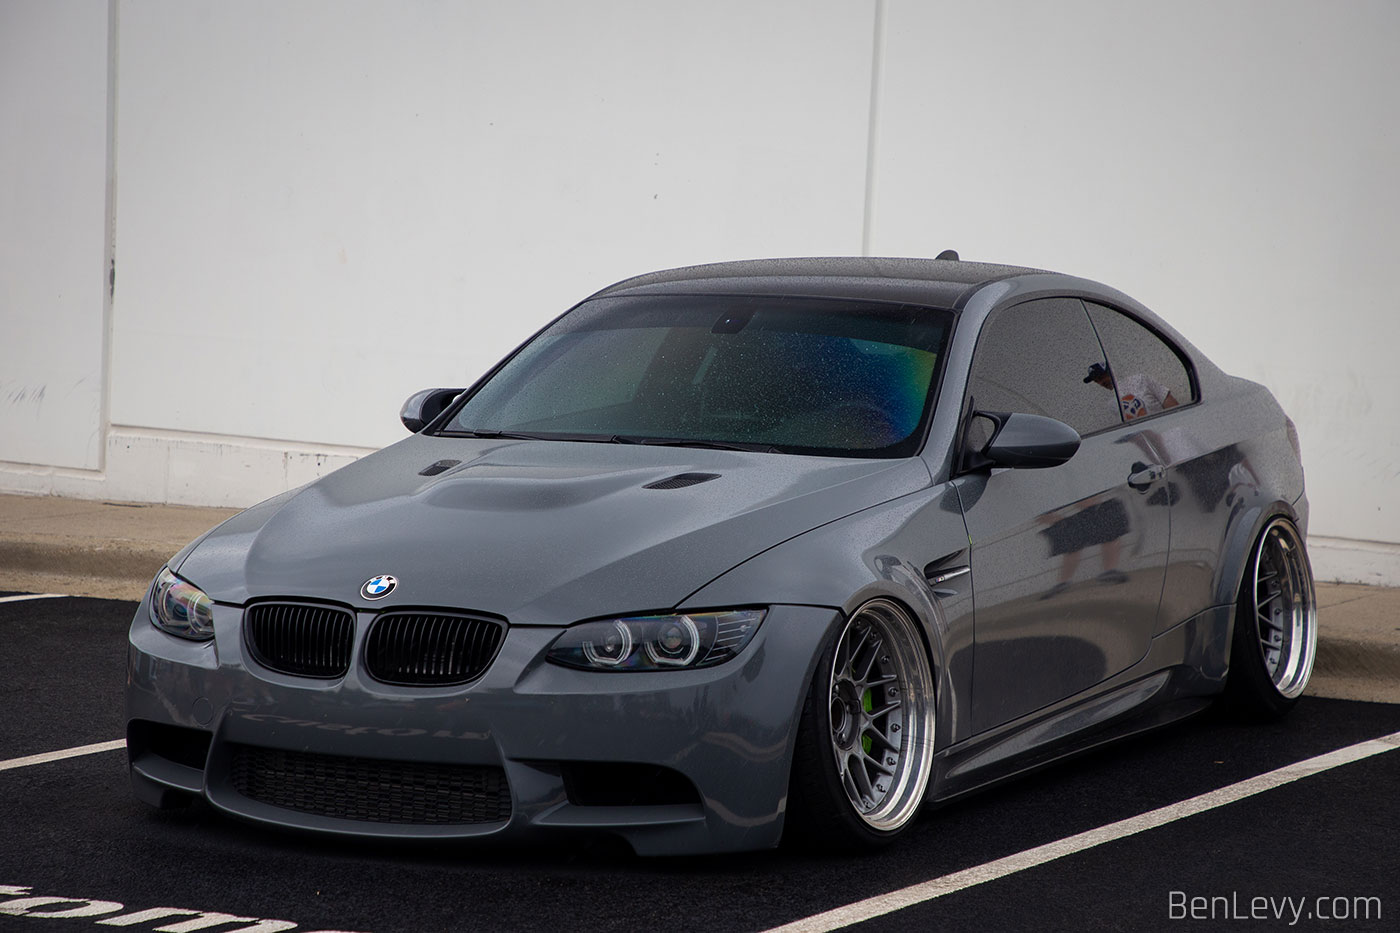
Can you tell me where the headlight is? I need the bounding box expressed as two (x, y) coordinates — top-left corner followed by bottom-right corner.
(547, 609), (765, 672)
(149, 566), (216, 641)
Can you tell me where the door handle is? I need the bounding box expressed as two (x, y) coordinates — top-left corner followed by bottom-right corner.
(1128, 464), (1165, 490)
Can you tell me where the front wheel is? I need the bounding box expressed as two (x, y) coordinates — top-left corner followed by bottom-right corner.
(1224, 517), (1318, 718)
(787, 599), (936, 849)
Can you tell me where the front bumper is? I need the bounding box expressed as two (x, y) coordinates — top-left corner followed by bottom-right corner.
(126, 595), (840, 855)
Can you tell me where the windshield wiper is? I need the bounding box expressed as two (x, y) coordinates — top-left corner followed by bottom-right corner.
(438, 430), (782, 453)
(610, 436), (783, 454)
(440, 429), (634, 443)
(437, 429), (550, 440)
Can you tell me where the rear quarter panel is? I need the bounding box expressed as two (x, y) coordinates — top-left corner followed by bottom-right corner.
(1153, 369), (1306, 634)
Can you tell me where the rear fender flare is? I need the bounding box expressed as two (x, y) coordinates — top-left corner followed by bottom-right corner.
(1213, 498), (1303, 662)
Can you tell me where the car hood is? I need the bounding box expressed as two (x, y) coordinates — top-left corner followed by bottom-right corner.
(176, 435), (931, 623)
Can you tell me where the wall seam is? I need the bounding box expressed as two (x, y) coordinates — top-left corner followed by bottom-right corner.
(97, 0), (119, 474)
(859, 0), (885, 257)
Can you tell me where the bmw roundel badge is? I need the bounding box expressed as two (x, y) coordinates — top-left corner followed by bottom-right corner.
(361, 574), (397, 600)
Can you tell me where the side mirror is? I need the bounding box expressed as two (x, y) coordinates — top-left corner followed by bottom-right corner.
(400, 387), (464, 433)
(978, 411), (1080, 469)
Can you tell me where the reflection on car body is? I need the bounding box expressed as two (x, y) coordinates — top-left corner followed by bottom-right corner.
(126, 255), (1318, 854)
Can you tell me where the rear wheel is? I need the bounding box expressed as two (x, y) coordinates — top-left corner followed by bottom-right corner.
(787, 599), (935, 849)
(1225, 517), (1318, 717)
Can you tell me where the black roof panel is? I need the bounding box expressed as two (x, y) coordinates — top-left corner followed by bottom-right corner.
(589, 256), (1047, 309)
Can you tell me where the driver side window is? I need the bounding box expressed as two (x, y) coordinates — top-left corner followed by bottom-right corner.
(965, 298), (1121, 453)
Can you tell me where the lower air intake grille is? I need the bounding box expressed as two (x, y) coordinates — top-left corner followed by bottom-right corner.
(229, 745), (511, 825)
(364, 612), (505, 686)
(244, 602), (354, 678)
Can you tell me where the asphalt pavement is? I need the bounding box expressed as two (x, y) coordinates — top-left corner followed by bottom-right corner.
(1, 595), (1397, 932)
(2, 492), (1397, 931)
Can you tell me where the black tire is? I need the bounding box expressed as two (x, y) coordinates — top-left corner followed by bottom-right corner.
(786, 599), (936, 850)
(1223, 518), (1318, 719)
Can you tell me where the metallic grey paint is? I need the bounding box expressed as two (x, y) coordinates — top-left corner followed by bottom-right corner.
(127, 257), (1309, 854)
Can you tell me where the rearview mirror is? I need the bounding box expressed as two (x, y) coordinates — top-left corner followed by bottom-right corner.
(978, 411), (1080, 469)
(400, 387), (464, 433)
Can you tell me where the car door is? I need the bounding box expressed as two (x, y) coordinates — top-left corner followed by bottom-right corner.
(1081, 299), (1215, 636)
(957, 297), (1172, 734)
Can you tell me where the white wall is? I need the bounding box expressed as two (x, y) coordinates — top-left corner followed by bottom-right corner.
(1, 0), (1397, 580)
(108, 0), (875, 451)
(871, 0), (1400, 549)
(0, 0), (111, 470)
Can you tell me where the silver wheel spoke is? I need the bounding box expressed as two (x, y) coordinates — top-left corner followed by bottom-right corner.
(864, 724), (898, 753)
(863, 751), (895, 777)
(848, 754), (876, 803)
(867, 700), (901, 719)
(857, 637), (882, 683)
(848, 627), (871, 671)
(842, 767), (860, 803)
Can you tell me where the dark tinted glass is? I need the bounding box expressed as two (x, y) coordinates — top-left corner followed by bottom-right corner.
(966, 297), (1121, 444)
(1085, 302), (1195, 420)
(442, 296), (951, 457)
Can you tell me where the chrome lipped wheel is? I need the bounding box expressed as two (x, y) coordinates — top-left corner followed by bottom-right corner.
(826, 599), (935, 833)
(1251, 519), (1317, 699)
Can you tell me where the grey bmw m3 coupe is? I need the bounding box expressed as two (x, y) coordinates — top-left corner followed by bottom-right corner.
(127, 256), (1317, 855)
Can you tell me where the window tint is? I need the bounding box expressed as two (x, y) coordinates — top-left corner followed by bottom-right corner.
(966, 297), (1121, 446)
(443, 296), (951, 457)
(1085, 302), (1195, 421)
(491, 328), (670, 422)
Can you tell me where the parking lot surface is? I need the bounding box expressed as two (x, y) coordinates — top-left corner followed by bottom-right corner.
(2, 595), (1396, 932)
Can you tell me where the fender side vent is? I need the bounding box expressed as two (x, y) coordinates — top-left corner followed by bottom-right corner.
(923, 548), (971, 597)
(644, 472), (721, 490)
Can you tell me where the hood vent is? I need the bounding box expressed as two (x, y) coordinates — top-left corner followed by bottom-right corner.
(644, 472), (720, 490)
(418, 459), (461, 477)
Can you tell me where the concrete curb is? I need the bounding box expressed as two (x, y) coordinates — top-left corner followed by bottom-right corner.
(0, 538), (171, 583)
(1313, 635), (1400, 683)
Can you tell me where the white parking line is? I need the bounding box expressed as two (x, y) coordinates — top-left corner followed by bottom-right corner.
(0, 740), (126, 772)
(0, 594), (69, 603)
(762, 729), (1400, 933)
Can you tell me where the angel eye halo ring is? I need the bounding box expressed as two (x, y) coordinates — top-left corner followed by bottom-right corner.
(548, 609), (764, 672)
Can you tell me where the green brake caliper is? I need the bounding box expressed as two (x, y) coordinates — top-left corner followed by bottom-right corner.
(861, 689), (874, 754)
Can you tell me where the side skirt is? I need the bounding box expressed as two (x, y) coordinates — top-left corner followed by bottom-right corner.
(929, 604), (1231, 802)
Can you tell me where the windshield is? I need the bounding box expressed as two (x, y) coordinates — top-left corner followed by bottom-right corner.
(439, 295), (951, 458)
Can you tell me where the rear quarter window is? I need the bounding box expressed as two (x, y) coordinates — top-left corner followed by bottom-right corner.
(1084, 302), (1197, 420)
